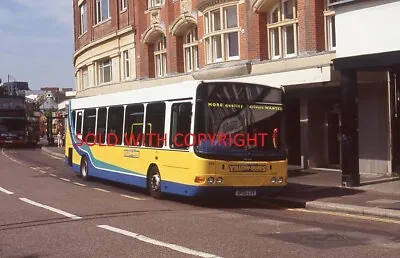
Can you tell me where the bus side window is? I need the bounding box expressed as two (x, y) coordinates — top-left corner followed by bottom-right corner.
(170, 102), (192, 149)
(108, 106), (124, 145)
(124, 104), (144, 146)
(76, 111), (83, 135)
(82, 108), (96, 143)
(145, 102), (166, 148)
(96, 108), (107, 144)
(71, 111), (76, 130)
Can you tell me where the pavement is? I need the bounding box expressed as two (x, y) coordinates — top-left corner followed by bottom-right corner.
(40, 146), (400, 220)
(264, 168), (400, 220)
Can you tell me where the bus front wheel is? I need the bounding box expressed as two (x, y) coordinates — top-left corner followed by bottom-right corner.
(148, 166), (162, 199)
(80, 157), (89, 180)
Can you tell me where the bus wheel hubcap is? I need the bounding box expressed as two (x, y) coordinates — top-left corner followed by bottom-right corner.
(151, 173), (160, 191)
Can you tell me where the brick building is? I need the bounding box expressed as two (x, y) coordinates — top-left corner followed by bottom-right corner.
(72, 0), (398, 182)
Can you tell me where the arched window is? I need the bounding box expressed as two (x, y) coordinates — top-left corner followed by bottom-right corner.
(183, 27), (199, 72)
(267, 0), (298, 59)
(154, 36), (167, 77)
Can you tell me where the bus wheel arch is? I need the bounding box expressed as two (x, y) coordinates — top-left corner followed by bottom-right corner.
(147, 164), (162, 199)
(79, 155), (89, 180)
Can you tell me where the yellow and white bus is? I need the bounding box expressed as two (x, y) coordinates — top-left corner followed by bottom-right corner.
(64, 80), (288, 198)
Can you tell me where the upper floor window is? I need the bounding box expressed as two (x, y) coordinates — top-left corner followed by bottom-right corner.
(203, 4), (240, 64)
(95, 0), (110, 24)
(82, 67), (89, 88)
(122, 50), (130, 79)
(154, 36), (167, 77)
(183, 27), (199, 72)
(98, 58), (112, 84)
(267, 0), (298, 59)
(324, 0), (336, 50)
(121, 0), (127, 11)
(148, 0), (164, 9)
(79, 1), (87, 35)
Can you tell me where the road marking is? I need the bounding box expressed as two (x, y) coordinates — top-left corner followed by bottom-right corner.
(30, 167), (39, 170)
(49, 174), (57, 177)
(50, 155), (63, 160)
(38, 170), (47, 174)
(367, 199), (400, 204)
(97, 225), (222, 258)
(60, 178), (70, 182)
(19, 198), (82, 219)
(0, 187), (14, 195)
(73, 182), (87, 187)
(287, 208), (400, 225)
(94, 188), (110, 193)
(120, 194), (147, 201)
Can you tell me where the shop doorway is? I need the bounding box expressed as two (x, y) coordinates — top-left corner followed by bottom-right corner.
(286, 98), (301, 166)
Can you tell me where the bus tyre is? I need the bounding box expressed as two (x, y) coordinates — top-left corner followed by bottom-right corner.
(80, 157), (89, 180)
(148, 166), (162, 199)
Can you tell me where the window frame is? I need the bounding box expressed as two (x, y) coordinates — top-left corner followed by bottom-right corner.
(82, 67), (89, 88)
(95, 0), (110, 24)
(79, 1), (87, 35)
(154, 36), (167, 78)
(324, 0), (336, 51)
(148, 0), (164, 9)
(98, 58), (112, 85)
(203, 3), (240, 64)
(267, 0), (298, 59)
(183, 27), (200, 73)
(122, 50), (130, 79)
(121, 0), (127, 11)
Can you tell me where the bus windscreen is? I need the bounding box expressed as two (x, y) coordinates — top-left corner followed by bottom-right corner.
(194, 82), (285, 161)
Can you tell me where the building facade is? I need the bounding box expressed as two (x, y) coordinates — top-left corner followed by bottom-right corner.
(73, 0), (398, 182)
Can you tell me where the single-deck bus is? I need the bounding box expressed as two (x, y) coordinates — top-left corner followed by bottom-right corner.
(64, 80), (288, 198)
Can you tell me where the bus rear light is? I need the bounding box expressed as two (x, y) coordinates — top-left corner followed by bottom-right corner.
(277, 177), (283, 184)
(207, 177), (215, 184)
(271, 177), (276, 184)
(194, 177), (205, 183)
(216, 177), (223, 184)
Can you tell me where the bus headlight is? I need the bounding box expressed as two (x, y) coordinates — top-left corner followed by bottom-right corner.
(271, 177), (276, 184)
(207, 177), (215, 184)
(277, 177), (283, 184)
(216, 177), (223, 184)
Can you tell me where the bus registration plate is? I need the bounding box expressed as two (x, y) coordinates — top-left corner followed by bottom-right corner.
(235, 190), (256, 196)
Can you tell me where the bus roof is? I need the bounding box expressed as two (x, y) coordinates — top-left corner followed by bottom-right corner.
(70, 79), (283, 110)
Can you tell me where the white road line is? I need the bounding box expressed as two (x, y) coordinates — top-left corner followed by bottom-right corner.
(120, 194), (146, 201)
(73, 182), (87, 187)
(60, 178), (70, 182)
(97, 225), (222, 258)
(94, 188), (110, 193)
(38, 170), (47, 174)
(51, 155), (63, 160)
(49, 174), (57, 177)
(19, 198), (82, 219)
(0, 187), (14, 195)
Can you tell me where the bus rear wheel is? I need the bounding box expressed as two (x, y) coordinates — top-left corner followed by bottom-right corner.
(148, 166), (162, 199)
(80, 157), (89, 180)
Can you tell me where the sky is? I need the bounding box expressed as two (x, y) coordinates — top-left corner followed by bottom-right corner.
(0, 0), (75, 90)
